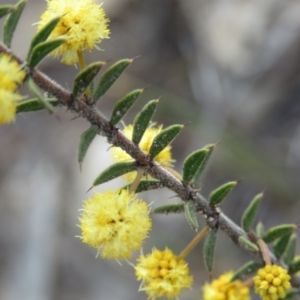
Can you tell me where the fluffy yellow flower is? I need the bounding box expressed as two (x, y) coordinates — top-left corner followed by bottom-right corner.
(135, 248), (193, 299)
(203, 271), (251, 300)
(0, 89), (22, 124)
(0, 53), (25, 91)
(38, 0), (110, 65)
(111, 125), (173, 182)
(254, 265), (291, 300)
(79, 189), (151, 259)
(0, 54), (25, 125)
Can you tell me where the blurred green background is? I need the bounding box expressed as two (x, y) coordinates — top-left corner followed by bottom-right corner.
(1, 0), (300, 299)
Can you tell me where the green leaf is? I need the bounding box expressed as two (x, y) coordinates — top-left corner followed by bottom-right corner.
(72, 62), (105, 98)
(283, 234), (297, 266)
(184, 201), (198, 231)
(27, 79), (55, 114)
(0, 5), (13, 19)
(231, 261), (263, 282)
(256, 221), (265, 238)
(182, 147), (210, 184)
(204, 228), (218, 273)
(282, 288), (300, 299)
(262, 224), (296, 243)
(194, 144), (215, 188)
(122, 179), (162, 193)
(27, 16), (61, 61)
(241, 192), (263, 232)
(3, 0), (26, 47)
(110, 89), (143, 125)
(288, 256), (300, 274)
(78, 125), (98, 167)
(273, 233), (292, 259)
(93, 59), (132, 102)
(149, 124), (183, 159)
(132, 99), (158, 144)
(153, 204), (184, 214)
(92, 162), (137, 187)
(238, 236), (259, 252)
(28, 38), (66, 68)
(209, 181), (238, 206)
(16, 98), (58, 113)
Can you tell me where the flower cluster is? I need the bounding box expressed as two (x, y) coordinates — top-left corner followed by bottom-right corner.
(203, 271), (251, 300)
(38, 0), (110, 65)
(111, 125), (173, 182)
(0, 54), (25, 125)
(254, 265), (291, 300)
(135, 248), (193, 299)
(79, 189), (151, 259)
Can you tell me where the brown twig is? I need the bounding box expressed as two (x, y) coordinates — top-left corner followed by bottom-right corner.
(0, 40), (281, 264)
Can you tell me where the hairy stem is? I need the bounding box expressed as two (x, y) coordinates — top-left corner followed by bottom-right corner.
(0, 40), (278, 264)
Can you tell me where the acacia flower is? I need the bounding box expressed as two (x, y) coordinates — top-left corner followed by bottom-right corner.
(135, 248), (193, 299)
(79, 189), (151, 259)
(111, 125), (173, 182)
(202, 271), (251, 300)
(38, 0), (110, 65)
(254, 265), (291, 300)
(0, 54), (25, 125)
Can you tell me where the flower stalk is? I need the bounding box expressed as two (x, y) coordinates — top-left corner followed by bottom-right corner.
(179, 225), (209, 259)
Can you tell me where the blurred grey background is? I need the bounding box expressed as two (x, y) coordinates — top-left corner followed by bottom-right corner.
(1, 0), (300, 299)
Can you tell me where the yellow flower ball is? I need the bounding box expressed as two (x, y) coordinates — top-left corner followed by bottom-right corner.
(38, 0), (110, 65)
(0, 54), (25, 125)
(79, 189), (151, 259)
(0, 89), (22, 125)
(254, 265), (291, 300)
(135, 248), (193, 299)
(203, 271), (251, 300)
(111, 125), (173, 182)
(0, 53), (25, 91)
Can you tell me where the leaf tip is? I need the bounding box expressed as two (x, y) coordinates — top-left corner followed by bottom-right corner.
(142, 85), (151, 92)
(131, 55), (141, 61)
(86, 186), (93, 193)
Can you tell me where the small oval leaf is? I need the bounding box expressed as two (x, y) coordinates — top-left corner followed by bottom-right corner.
(262, 224), (296, 243)
(73, 62), (105, 98)
(231, 261), (263, 282)
(256, 221), (265, 238)
(241, 192), (263, 232)
(204, 228), (218, 273)
(149, 124), (183, 159)
(27, 16), (61, 60)
(92, 162), (137, 187)
(238, 236), (259, 252)
(16, 98), (58, 113)
(132, 99), (158, 144)
(122, 179), (162, 193)
(273, 233), (292, 259)
(93, 59), (132, 102)
(194, 144), (215, 188)
(28, 79), (55, 114)
(28, 38), (66, 68)
(78, 125), (98, 166)
(154, 203), (184, 214)
(0, 5), (13, 19)
(182, 147), (210, 184)
(288, 256), (300, 274)
(184, 201), (198, 231)
(3, 0), (26, 47)
(209, 181), (238, 206)
(283, 234), (297, 266)
(110, 89), (143, 125)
